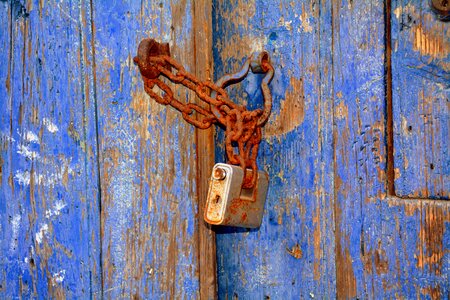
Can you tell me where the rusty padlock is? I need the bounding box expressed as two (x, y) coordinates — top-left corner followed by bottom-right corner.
(204, 163), (269, 228)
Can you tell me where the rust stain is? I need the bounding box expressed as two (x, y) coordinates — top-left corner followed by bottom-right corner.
(286, 243), (302, 259)
(265, 77), (305, 137)
(416, 203), (448, 275)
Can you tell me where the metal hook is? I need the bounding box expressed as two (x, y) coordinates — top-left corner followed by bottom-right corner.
(211, 51), (274, 126)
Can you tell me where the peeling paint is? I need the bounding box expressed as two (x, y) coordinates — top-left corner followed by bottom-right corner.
(10, 214), (21, 252)
(45, 201), (67, 219)
(265, 77), (305, 137)
(42, 118), (59, 133)
(17, 144), (40, 160)
(51, 270), (66, 286)
(25, 131), (40, 144)
(413, 25), (449, 60)
(35, 224), (49, 245)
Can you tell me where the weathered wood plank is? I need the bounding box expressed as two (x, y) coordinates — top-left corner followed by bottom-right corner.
(213, 1), (336, 298)
(193, 1), (218, 299)
(391, 0), (449, 199)
(0, 0), (101, 298)
(333, 0), (449, 298)
(332, 1), (388, 297)
(92, 1), (201, 298)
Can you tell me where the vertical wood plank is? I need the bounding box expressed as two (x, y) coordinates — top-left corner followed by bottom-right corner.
(332, 1), (388, 297)
(391, 0), (449, 199)
(0, 0), (101, 298)
(92, 1), (201, 298)
(193, 1), (217, 299)
(333, 0), (449, 298)
(212, 1), (336, 298)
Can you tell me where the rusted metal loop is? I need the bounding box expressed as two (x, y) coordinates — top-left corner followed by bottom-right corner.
(228, 109), (243, 140)
(211, 51), (274, 126)
(256, 62), (274, 126)
(250, 51), (271, 73)
(134, 38), (170, 79)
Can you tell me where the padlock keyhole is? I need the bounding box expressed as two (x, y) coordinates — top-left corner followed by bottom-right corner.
(214, 195), (221, 204)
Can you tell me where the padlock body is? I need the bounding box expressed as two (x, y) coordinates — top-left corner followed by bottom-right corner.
(204, 163), (269, 228)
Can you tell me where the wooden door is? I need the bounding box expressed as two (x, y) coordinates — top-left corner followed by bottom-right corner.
(1, 0), (448, 299)
(0, 0), (214, 298)
(212, 0), (449, 298)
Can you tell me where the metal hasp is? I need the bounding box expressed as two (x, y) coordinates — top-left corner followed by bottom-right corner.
(430, 0), (450, 20)
(204, 163), (269, 228)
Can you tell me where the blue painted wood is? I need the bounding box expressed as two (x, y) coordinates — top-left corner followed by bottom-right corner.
(213, 1), (336, 298)
(391, 0), (449, 199)
(92, 1), (200, 298)
(214, 0), (449, 298)
(0, 0), (101, 298)
(2, 0), (448, 298)
(333, 0), (449, 298)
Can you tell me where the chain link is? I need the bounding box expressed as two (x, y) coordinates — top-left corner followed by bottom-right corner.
(134, 39), (274, 189)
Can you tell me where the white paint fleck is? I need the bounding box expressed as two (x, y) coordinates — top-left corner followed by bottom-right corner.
(14, 170), (31, 186)
(45, 201), (67, 219)
(25, 131), (40, 144)
(43, 118), (59, 133)
(10, 214), (21, 252)
(52, 270), (66, 286)
(14, 158), (75, 187)
(17, 144), (40, 160)
(248, 36), (267, 54)
(35, 224), (49, 244)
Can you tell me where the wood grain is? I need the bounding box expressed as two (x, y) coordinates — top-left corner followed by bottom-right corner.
(2, 0), (448, 298)
(333, 0), (449, 298)
(0, 0), (101, 298)
(92, 1), (201, 298)
(391, 0), (449, 199)
(193, 1), (217, 299)
(213, 0), (336, 298)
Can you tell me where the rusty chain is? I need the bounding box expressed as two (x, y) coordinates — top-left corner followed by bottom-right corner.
(134, 38), (274, 189)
